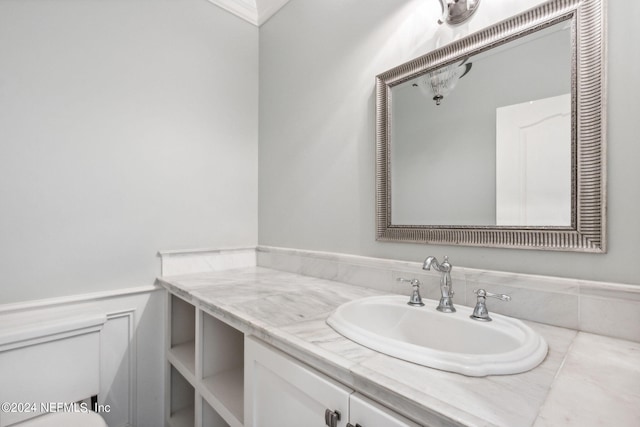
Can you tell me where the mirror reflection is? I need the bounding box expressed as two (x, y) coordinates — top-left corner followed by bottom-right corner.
(390, 21), (572, 226)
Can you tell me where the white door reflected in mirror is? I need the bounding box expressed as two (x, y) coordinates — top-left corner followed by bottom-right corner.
(496, 94), (571, 226)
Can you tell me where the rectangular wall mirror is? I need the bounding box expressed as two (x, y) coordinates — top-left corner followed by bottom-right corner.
(375, 0), (606, 252)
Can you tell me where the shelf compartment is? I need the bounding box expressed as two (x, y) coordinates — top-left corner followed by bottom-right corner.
(168, 405), (194, 427)
(168, 366), (195, 427)
(168, 340), (196, 384)
(170, 295), (196, 378)
(202, 396), (231, 427)
(201, 367), (244, 427)
(201, 312), (244, 426)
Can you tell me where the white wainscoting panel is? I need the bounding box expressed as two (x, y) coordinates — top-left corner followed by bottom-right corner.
(0, 286), (165, 427)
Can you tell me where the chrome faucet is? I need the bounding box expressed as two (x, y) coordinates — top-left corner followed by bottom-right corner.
(423, 255), (455, 313)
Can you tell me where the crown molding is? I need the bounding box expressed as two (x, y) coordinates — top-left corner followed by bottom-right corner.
(207, 0), (292, 26)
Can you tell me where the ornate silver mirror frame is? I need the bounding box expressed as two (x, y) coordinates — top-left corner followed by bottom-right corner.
(375, 0), (606, 252)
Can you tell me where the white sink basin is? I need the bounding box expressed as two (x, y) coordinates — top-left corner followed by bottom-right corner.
(326, 295), (548, 376)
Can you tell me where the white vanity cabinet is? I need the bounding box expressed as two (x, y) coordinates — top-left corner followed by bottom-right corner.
(244, 336), (350, 427)
(244, 336), (421, 427)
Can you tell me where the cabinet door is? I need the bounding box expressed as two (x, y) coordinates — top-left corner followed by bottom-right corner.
(349, 393), (421, 427)
(245, 336), (351, 427)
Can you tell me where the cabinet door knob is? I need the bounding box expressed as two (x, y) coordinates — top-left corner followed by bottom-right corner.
(324, 409), (341, 427)
(347, 424), (363, 427)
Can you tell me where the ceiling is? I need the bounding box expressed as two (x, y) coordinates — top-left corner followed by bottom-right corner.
(207, 0), (292, 26)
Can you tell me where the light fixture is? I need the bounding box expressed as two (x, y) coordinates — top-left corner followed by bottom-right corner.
(438, 0), (481, 25)
(413, 59), (472, 105)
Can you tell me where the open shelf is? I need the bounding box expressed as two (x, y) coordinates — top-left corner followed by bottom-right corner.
(202, 397), (231, 427)
(168, 366), (195, 427)
(168, 340), (196, 384)
(168, 405), (195, 427)
(201, 367), (244, 426)
(166, 291), (245, 427)
(170, 295), (195, 379)
(201, 312), (244, 426)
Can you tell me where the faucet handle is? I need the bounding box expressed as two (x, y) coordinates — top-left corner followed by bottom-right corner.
(474, 288), (511, 302)
(470, 289), (510, 321)
(397, 277), (425, 307)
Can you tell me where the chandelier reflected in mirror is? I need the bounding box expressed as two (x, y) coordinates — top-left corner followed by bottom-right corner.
(438, 0), (481, 25)
(412, 59), (472, 105)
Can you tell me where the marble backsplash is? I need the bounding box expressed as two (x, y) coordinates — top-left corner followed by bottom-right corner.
(159, 245), (640, 343)
(158, 246), (256, 276)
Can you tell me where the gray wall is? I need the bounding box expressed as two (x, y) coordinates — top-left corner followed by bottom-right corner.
(0, 0), (258, 303)
(258, 0), (640, 285)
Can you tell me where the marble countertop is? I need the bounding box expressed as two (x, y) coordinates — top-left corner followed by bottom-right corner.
(157, 267), (640, 427)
